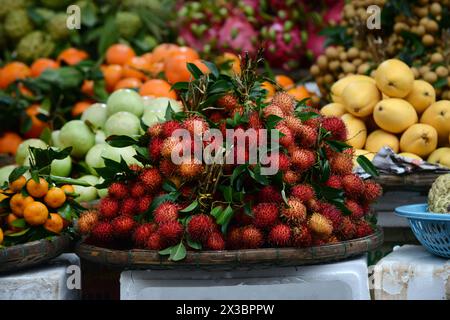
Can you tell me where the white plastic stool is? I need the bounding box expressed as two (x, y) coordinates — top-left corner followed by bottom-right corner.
(120, 254), (370, 300)
(0, 253), (81, 300)
(373, 245), (450, 300)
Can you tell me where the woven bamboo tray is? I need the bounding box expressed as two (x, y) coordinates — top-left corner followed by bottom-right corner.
(374, 172), (445, 189)
(0, 235), (71, 273)
(76, 227), (383, 269)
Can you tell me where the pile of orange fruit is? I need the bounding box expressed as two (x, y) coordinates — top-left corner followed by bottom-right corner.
(0, 175), (75, 245)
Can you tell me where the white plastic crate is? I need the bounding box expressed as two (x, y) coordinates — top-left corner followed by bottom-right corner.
(121, 254), (370, 300)
(373, 245), (450, 300)
(0, 253), (81, 300)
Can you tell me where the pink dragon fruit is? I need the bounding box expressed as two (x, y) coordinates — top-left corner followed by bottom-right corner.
(262, 21), (304, 70)
(217, 15), (258, 55)
(305, 22), (326, 60)
(323, 0), (344, 25)
(178, 23), (219, 54)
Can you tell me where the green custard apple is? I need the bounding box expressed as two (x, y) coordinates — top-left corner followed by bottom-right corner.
(46, 13), (72, 40)
(4, 9), (33, 40)
(428, 173), (450, 213)
(16, 31), (55, 62)
(116, 11), (142, 40)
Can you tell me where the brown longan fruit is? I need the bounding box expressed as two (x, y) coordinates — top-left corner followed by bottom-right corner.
(316, 76), (324, 85)
(342, 62), (356, 73)
(424, 71), (437, 83)
(414, 6), (428, 18)
(347, 47), (359, 60)
(310, 65), (320, 76)
(419, 65), (430, 75)
(410, 67), (419, 78)
(436, 66), (449, 78)
(425, 19), (439, 33)
(352, 58), (363, 67)
(422, 34), (435, 46)
(339, 52), (348, 61)
(317, 55), (328, 70)
(324, 74), (334, 84)
(329, 60), (340, 71)
(431, 52), (444, 63)
(430, 3), (442, 16)
(415, 25), (426, 36)
(357, 63), (370, 74)
(325, 47), (339, 59)
(394, 22), (408, 33)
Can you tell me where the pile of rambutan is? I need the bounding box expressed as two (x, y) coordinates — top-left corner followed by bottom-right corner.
(78, 54), (382, 261)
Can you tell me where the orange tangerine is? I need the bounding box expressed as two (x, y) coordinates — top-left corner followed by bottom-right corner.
(57, 48), (89, 66)
(44, 213), (64, 234)
(261, 81), (276, 98)
(30, 58), (59, 77)
(9, 193), (34, 217)
(0, 62), (31, 89)
(81, 80), (94, 96)
(287, 86), (311, 102)
(152, 43), (179, 64)
(106, 44), (136, 65)
(24, 104), (48, 139)
(275, 75), (295, 90)
(0, 132), (23, 155)
(71, 100), (92, 117)
(139, 79), (177, 99)
(26, 178), (49, 198)
(9, 176), (27, 192)
(123, 56), (151, 80)
(102, 64), (123, 91)
(0, 228), (3, 244)
(44, 187), (66, 209)
(6, 213), (22, 232)
(61, 185), (75, 194)
(114, 77), (142, 90)
(23, 201), (49, 226)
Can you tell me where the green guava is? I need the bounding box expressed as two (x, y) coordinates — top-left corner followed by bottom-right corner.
(95, 130), (106, 144)
(101, 145), (140, 166)
(15, 139), (48, 165)
(84, 143), (107, 176)
(116, 11), (142, 40)
(81, 103), (108, 129)
(0, 165), (17, 186)
(51, 130), (64, 149)
(106, 89), (144, 117)
(141, 97), (183, 127)
(74, 175), (99, 203)
(104, 111), (141, 137)
(59, 120), (95, 158)
(50, 155), (72, 177)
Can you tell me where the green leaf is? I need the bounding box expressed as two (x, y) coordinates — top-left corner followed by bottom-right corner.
(217, 205), (233, 234)
(171, 82), (189, 91)
(57, 203), (72, 221)
(93, 80), (108, 102)
(180, 200), (198, 213)
(11, 218), (26, 228)
(186, 63), (204, 80)
(434, 77), (448, 89)
(325, 140), (351, 152)
(321, 160), (330, 183)
(357, 155), (379, 176)
(231, 164), (247, 186)
(162, 180), (177, 192)
(98, 17), (119, 56)
(210, 206), (223, 219)
(186, 237), (202, 250)
(39, 67), (84, 89)
(8, 166), (29, 183)
(5, 228), (30, 237)
(106, 135), (138, 148)
(40, 127), (52, 145)
(50, 176), (91, 187)
(158, 247), (172, 255)
(248, 165), (269, 185)
(281, 187), (289, 206)
(169, 242), (187, 261)
(223, 186), (233, 203)
(164, 102), (174, 121)
(265, 114), (283, 130)
(202, 60), (219, 78)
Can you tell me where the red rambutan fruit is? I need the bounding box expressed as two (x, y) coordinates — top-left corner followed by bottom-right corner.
(253, 203), (279, 229)
(137, 195), (153, 213)
(320, 203), (343, 229)
(329, 153), (353, 175)
(278, 153), (291, 171)
(217, 94), (239, 111)
(120, 198), (137, 216)
(355, 220), (373, 238)
(99, 197), (119, 220)
(147, 232), (163, 250)
(292, 225), (312, 247)
(230, 106), (244, 118)
(139, 168), (162, 192)
(162, 120), (183, 137)
(291, 149), (316, 171)
(257, 186), (283, 203)
(272, 92), (295, 115)
(283, 170), (299, 185)
(275, 123), (294, 147)
(184, 116), (209, 136)
(209, 111), (224, 123)
(153, 201), (179, 225)
(339, 217), (356, 240)
(284, 116), (303, 134)
(241, 226), (264, 249)
(248, 111), (263, 129)
(298, 125), (318, 148)
(90, 222), (114, 244)
(205, 232), (225, 250)
(108, 182), (128, 199)
(130, 182), (146, 198)
(263, 104), (284, 119)
(362, 180), (382, 203)
(77, 210), (99, 235)
(147, 123), (163, 137)
(159, 158), (177, 177)
(308, 213), (333, 237)
(158, 220), (184, 246)
(342, 174), (365, 197)
(345, 199), (365, 220)
(179, 162), (203, 179)
(291, 184), (315, 202)
(325, 175), (343, 189)
(226, 227), (243, 249)
(268, 223), (291, 247)
(149, 137), (164, 161)
(281, 198), (307, 226)
(187, 214), (215, 241)
(128, 164), (143, 173)
(321, 116), (347, 141)
(133, 223), (157, 248)
(234, 211), (253, 226)
(161, 136), (181, 159)
(112, 215), (136, 239)
(306, 198), (323, 212)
